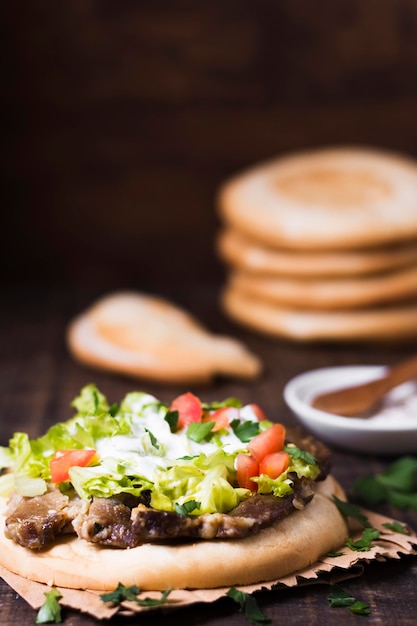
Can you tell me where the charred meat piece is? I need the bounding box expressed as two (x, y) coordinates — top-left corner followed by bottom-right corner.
(5, 491), (71, 549)
(73, 476), (315, 548)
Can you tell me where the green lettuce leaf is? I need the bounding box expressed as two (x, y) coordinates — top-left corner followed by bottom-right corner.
(151, 450), (247, 514)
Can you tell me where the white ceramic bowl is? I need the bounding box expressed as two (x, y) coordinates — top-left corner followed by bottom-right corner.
(283, 365), (417, 454)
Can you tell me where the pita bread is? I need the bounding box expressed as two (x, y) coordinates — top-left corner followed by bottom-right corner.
(218, 147), (417, 250)
(0, 476), (348, 590)
(228, 265), (417, 310)
(222, 284), (417, 342)
(217, 228), (417, 278)
(67, 291), (261, 384)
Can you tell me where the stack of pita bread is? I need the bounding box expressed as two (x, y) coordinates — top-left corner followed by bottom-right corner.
(216, 147), (417, 342)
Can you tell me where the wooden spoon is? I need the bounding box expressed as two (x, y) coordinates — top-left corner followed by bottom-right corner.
(311, 355), (417, 417)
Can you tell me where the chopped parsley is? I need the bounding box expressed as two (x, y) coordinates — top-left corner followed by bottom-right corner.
(109, 402), (119, 417)
(174, 500), (201, 516)
(284, 444), (318, 466)
(100, 583), (172, 607)
(353, 456), (417, 510)
(333, 496), (373, 528)
(382, 521), (409, 535)
(144, 428), (159, 449)
(35, 588), (62, 624)
(346, 527), (380, 552)
(226, 587), (270, 625)
(327, 584), (371, 615)
(230, 419), (260, 443)
(164, 409), (178, 431)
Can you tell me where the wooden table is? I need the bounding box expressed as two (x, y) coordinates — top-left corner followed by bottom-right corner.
(1, 284), (416, 626)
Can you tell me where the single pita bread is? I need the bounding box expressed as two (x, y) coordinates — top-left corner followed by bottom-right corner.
(67, 291), (261, 384)
(217, 228), (417, 278)
(0, 476), (348, 591)
(218, 147), (417, 250)
(222, 284), (417, 342)
(228, 265), (417, 310)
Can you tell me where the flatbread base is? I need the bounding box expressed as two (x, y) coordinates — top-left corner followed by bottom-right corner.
(0, 476), (348, 591)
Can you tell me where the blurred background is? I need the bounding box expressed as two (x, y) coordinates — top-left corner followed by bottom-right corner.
(2, 0), (417, 294)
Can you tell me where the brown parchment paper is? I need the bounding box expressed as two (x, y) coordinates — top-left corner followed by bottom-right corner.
(0, 508), (416, 620)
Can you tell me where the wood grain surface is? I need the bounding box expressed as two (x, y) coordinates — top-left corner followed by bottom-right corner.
(1, 2), (417, 624)
(1, 285), (416, 626)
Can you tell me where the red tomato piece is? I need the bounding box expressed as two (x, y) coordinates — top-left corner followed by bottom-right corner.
(248, 423), (286, 461)
(170, 392), (202, 429)
(247, 403), (268, 422)
(236, 453), (259, 491)
(206, 406), (239, 431)
(50, 449), (97, 483)
(259, 451), (290, 479)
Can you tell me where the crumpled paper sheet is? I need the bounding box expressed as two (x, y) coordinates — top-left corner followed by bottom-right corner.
(0, 508), (416, 620)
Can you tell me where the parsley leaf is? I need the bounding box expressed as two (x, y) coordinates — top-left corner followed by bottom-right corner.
(136, 588), (173, 607)
(145, 428), (159, 449)
(109, 402), (119, 417)
(101, 583), (141, 604)
(382, 521), (409, 535)
(164, 409), (178, 431)
(327, 584), (371, 615)
(284, 444), (318, 465)
(93, 390), (99, 414)
(333, 496), (372, 528)
(35, 588), (62, 624)
(174, 500), (201, 516)
(100, 583), (172, 607)
(226, 587), (270, 625)
(230, 420), (260, 443)
(353, 456), (417, 510)
(346, 527), (380, 552)
(186, 421), (215, 443)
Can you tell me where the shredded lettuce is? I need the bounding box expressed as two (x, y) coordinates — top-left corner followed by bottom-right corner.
(0, 472), (15, 497)
(3, 385), (134, 495)
(151, 450), (248, 514)
(0, 385), (322, 512)
(252, 472), (294, 497)
(69, 463), (153, 499)
(0, 446), (13, 470)
(71, 383), (109, 415)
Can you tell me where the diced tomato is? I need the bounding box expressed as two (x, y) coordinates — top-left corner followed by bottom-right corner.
(259, 451), (290, 479)
(170, 392), (202, 429)
(50, 449), (97, 483)
(236, 453), (259, 491)
(247, 403), (269, 422)
(248, 423), (286, 461)
(204, 406), (239, 431)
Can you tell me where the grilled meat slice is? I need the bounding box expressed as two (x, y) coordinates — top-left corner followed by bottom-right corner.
(5, 491), (71, 549)
(73, 476), (315, 548)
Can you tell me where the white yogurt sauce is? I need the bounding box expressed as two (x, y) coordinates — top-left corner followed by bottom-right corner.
(95, 394), (256, 482)
(368, 380), (417, 424)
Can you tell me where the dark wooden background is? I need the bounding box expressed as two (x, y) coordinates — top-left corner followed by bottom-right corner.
(1, 4), (417, 625)
(2, 0), (417, 293)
